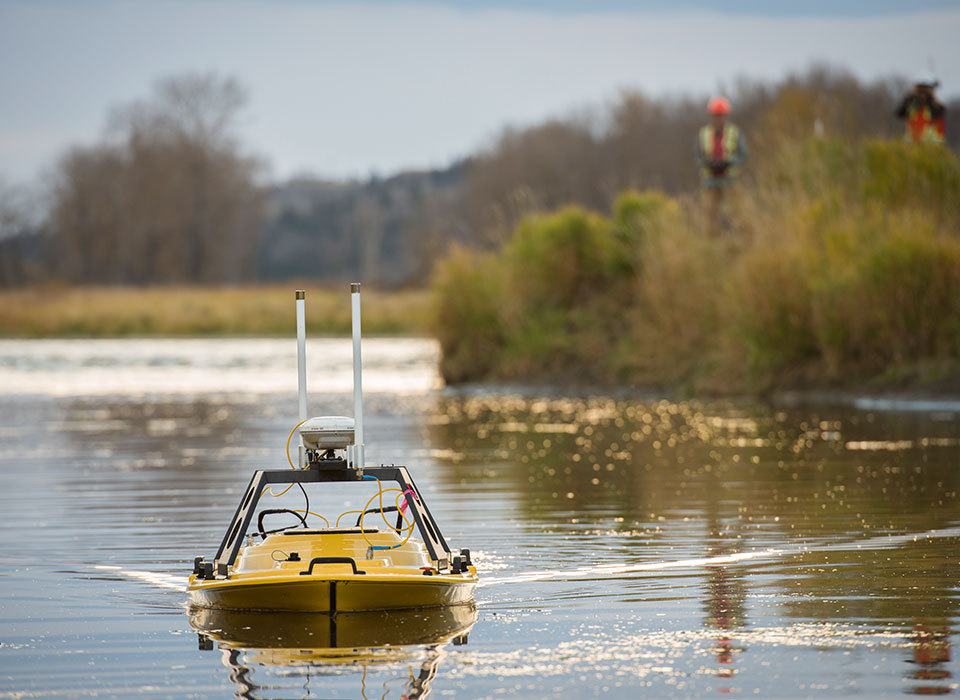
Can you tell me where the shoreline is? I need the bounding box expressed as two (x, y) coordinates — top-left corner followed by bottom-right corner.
(438, 378), (960, 409)
(0, 284), (432, 338)
(3, 331), (957, 406)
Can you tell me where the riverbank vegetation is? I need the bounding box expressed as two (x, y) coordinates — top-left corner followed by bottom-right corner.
(432, 140), (960, 392)
(0, 285), (431, 337)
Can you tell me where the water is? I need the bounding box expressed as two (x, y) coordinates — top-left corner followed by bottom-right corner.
(0, 338), (958, 698)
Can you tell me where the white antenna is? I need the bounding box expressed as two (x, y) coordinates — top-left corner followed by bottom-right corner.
(349, 282), (364, 468)
(296, 290), (307, 468)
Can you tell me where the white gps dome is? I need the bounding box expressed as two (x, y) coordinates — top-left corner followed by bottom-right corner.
(299, 416), (355, 451)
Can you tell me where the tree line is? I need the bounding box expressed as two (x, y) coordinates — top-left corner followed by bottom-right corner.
(50, 75), (264, 285)
(460, 65), (948, 244)
(0, 65), (956, 287)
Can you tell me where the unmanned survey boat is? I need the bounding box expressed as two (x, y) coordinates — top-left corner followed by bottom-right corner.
(186, 448), (478, 612)
(187, 285), (477, 613)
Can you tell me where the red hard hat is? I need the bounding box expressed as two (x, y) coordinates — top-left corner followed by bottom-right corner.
(708, 96), (731, 115)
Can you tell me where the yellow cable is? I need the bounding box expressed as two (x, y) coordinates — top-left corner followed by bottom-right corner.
(364, 475), (387, 521)
(358, 487), (403, 550)
(365, 476), (413, 536)
(358, 475), (389, 535)
(336, 510), (364, 527)
(336, 483), (416, 549)
(393, 491), (415, 532)
(391, 490), (416, 547)
(292, 509), (330, 527)
(262, 483), (295, 498)
(356, 485), (418, 551)
(285, 417), (312, 470)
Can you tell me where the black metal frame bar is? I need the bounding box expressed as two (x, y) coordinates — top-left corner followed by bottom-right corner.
(212, 466), (452, 577)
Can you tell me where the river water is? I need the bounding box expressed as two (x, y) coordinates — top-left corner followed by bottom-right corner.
(0, 338), (957, 698)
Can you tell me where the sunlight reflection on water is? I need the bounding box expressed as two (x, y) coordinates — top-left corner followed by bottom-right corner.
(0, 338), (957, 698)
(0, 337), (441, 396)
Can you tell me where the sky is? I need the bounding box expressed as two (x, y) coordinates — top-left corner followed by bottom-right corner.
(1, 0), (959, 186)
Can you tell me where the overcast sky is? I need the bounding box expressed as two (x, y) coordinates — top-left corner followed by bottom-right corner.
(1, 0), (958, 186)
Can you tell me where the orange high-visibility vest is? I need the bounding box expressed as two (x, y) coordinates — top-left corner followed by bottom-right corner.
(699, 123), (741, 178)
(904, 103), (945, 144)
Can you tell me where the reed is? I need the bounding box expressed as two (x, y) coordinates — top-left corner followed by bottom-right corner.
(0, 285), (432, 337)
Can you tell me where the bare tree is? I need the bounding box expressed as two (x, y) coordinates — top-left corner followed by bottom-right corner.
(0, 178), (44, 285)
(49, 73), (264, 284)
(351, 194), (384, 285)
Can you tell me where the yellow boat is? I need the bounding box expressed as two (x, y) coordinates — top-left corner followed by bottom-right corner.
(187, 461), (478, 612)
(188, 287), (477, 613)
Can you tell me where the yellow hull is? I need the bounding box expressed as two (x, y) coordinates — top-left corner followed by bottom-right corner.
(189, 571), (476, 612)
(187, 529), (477, 612)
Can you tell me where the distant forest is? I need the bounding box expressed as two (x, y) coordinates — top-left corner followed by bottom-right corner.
(1, 65), (957, 288)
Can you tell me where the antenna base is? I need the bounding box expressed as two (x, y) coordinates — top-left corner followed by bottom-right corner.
(307, 455), (348, 470)
(346, 443), (365, 469)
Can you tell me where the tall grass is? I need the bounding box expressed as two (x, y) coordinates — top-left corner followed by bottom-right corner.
(432, 140), (960, 391)
(0, 285), (432, 337)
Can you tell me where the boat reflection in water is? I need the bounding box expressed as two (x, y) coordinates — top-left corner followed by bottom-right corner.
(190, 603), (477, 698)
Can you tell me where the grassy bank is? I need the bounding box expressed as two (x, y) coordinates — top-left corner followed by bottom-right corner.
(432, 140), (960, 393)
(0, 285), (432, 337)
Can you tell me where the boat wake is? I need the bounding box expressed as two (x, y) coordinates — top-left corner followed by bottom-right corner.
(478, 549), (780, 587)
(94, 564), (187, 592)
(478, 525), (960, 587)
(89, 526), (960, 594)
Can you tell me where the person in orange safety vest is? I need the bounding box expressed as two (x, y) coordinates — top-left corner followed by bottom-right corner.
(695, 96), (746, 234)
(896, 74), (946, 145)
(696, 96), (746, 187)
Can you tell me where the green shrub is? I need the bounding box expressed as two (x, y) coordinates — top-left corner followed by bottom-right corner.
(497, 308), (573, 378)
(611, 190), (682, 276)
(505, 207), (620, 312)
(430, 246), (506, 383)
(861, 141), (960, 220)
(725, 244), (817, 376)
(858, 231), (960, 364)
